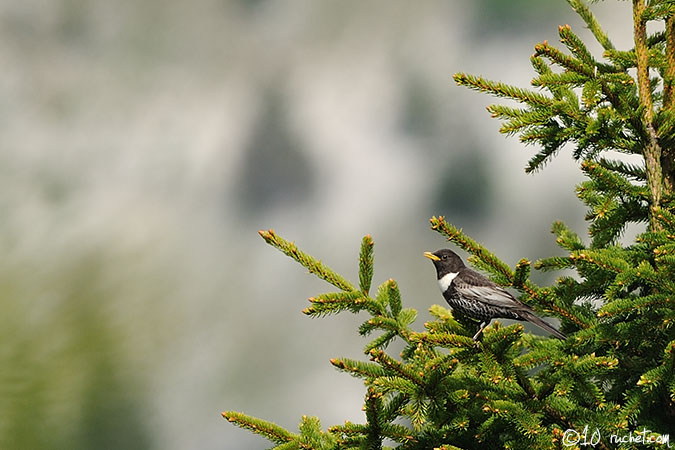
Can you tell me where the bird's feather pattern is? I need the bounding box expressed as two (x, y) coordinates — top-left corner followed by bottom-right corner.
(426, 248), (566, 339)
(453, 268), (528, 308)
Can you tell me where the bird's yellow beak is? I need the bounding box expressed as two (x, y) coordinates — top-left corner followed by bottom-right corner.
(424, 251), (440, 261)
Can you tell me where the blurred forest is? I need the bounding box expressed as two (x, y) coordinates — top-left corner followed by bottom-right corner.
(0, 1), (632, 448)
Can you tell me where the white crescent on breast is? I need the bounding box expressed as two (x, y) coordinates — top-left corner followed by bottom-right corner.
(437, 272), (458, 292)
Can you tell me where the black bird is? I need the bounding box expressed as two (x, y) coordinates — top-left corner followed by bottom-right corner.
(424, 249), (566, 340)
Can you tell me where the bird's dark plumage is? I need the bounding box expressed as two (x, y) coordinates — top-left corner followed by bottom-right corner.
(424, 249), (566, 340)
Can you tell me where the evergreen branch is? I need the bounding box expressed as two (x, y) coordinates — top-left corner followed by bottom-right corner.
(633, 0), (664, 221)
(648, 47), (669, 71)
(519, 282), (571, 324)
(453, 73), (554, 107)
(435, 445), (465, 450)
(486, 400), (546, 439)
(222, 411), (296, 445)
(381, 393), (409, 422)
(635, 258), (664, 286)
(532, 287), (592, 329)
(363, 316), (403, 334)
(604, 46), (670, 71)
(579, 382), (608, 410)
(405, 397), (428, 431)
(598, 294), (673, 317)
(559, 22), (621, 75)
(358, 322), (410, 354)
(581, 160), (649, 199)
(604, 268), (639, 300)
(385, 279), (402, 316)
(664, 15), (675, 108)
(428, 304), (465, 332)
(330, 357), (387, 380)
(259, 230), (356, 292)
(569, 249), (632, 273)
(553, 220), (587, 250)
(369, 349), (425, 387)
(396, 308), (418, 329)
(327, 421), (366, 438)
(359, 235), (375, 295)
(411, 331), (477, 349)
(559, 24), (598, 68)
(486, 104), (535, 120)
(359, 317), (380, 336)
(424, 354), (460, 380)
(535, 256), (575, 272)
(482, 323), (525, 349)
(524, 143), (564, 173)
(372, 376), (419, 396)
(636, 365), (667, 392)
(534, 40), (595, 78)
(447, 389), (472, 406)
(530, 54), (557, 84)
(327, 424), (365, 449)
(298, 416), (337, 450)
(582, 79), (603, 108)
(465, 256), (508, 286)
(545, 391), (578, 420)
(566, 0), (615, 51)
(429, 216), (514, 282)
(656, 109), (675, 151)
(476, 350), (509, 391)
(514, 348), (554, 370)
(304, 292), (382, 317)
(596, 157), (646, 180)
(654, 252), (675, 269)
(573, 353), (619, 374)
(364, 331), (397, 353)
(271, 442), (301, 450)
(513, 259), (531, 288)
(496, 109), (556, 135)
(531, 72), (589, 88)
(618, 393), (642, 425)
(422, 324), (469, 344)
(603, 48), (636, 70)
(666, 338), (675, 363)
(596, 76), (640, 135)
(641, 1), (675, 21)
(379, 423), (416, 444)
(653, 205), (675, 229)
(363, 388), (383, 450)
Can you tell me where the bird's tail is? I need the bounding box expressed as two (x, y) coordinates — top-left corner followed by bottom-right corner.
(517, 310), (566, 340)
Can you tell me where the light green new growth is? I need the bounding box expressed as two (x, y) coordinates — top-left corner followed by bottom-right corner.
(359, 235), (375, 295)
(259, 229), (356, 292)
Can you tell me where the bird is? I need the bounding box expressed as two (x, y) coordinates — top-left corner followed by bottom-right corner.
(424, 249), (566, 341)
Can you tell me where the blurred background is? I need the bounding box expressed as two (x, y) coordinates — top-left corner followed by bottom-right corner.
(0, 1), (634, 448)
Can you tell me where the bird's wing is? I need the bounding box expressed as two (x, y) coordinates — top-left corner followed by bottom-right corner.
(454, 269), (566, 339)
(454, 269), (525, 309)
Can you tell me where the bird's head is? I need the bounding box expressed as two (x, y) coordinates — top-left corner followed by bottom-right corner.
(424, 249), (465, 278)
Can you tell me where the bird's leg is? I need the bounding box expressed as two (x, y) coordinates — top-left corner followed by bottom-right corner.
(472, 321), (489, 341)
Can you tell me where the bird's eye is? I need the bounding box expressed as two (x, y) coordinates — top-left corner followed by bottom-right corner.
(442, 255), (447, 260)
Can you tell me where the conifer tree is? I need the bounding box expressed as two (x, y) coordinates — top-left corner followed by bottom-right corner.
(224, 1), (675, 448)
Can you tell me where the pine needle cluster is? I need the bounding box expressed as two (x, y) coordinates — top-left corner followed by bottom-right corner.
(224, 1), (675, 448)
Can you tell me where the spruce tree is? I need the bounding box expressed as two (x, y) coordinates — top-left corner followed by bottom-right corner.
(224, 0), (675, 448)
